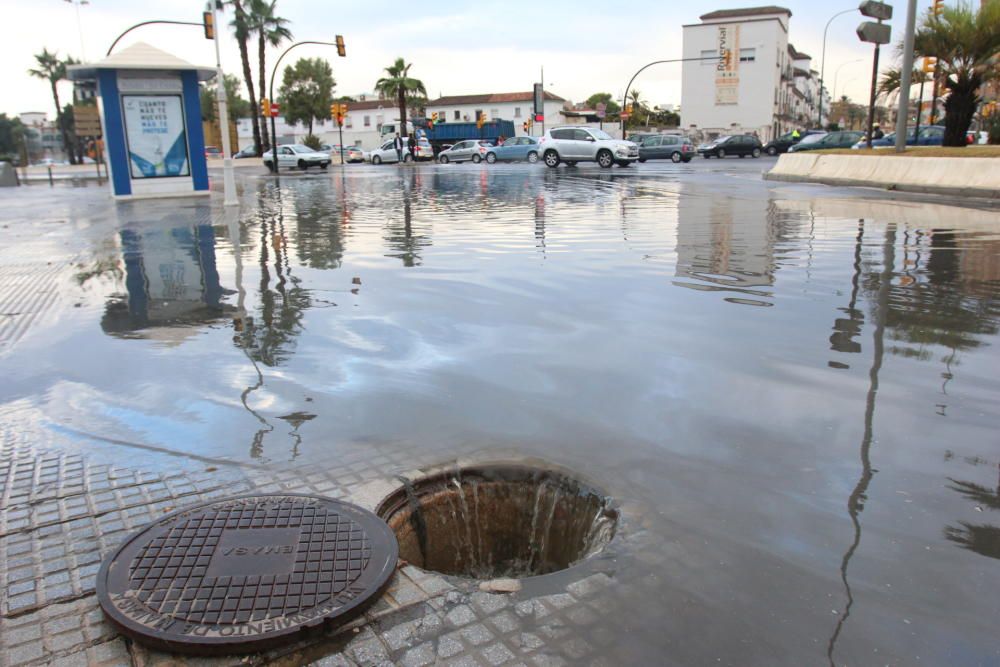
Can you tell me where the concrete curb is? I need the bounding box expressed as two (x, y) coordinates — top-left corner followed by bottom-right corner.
(764, 153), (1000, 200)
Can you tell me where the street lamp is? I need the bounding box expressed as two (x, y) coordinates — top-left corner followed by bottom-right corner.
(620, 56), (718, 137)
(64, 0), (90, 60)
(818, 8), (860, 128)
(832, 59), (865, 101)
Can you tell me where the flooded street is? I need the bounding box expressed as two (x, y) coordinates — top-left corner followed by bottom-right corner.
(2, 162), (999, 665)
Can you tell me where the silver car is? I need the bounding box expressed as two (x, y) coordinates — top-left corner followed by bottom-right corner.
(538, 127), (639, 168)
(437, 140), (491, 164)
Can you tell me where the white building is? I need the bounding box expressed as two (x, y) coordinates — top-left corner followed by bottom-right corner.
(237, 97), (395, 151)
(425, 91), (569, 137)
(682, 6), (805, 142)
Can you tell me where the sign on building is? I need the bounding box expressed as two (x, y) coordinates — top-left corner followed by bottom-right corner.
(73, 105), (102, 137)
(714, 24), (740, 106)
(122, 95), (190, 179)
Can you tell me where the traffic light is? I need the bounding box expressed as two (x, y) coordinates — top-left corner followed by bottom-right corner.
(429, 112), (437, 129)
(203, 11), (214, 40)
(523, 121), (529, 133)
(260, 98), (271, 118)
(335, 35), (346, 57)
(329, 103), (347, 125)
(931, 0), (944, 16)
(476, 113), (486, 129)
(625, 104), (634, 115)
(922, 57), (937, 73)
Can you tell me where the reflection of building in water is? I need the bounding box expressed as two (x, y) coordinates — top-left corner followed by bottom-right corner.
(101, 224), (229, 341)
(674, 193), (784, 303)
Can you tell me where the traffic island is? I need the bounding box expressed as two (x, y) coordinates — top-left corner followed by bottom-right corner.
(764, 149), (1000, 199)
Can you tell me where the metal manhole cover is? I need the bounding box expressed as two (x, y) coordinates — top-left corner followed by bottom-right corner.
(97, 494), (398, 654)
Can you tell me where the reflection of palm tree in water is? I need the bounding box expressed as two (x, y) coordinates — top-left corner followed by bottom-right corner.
(944, 464), (1000, 559)
(827, 224), (895, 666)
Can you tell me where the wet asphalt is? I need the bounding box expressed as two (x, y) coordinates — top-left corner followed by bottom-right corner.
(1, 155), (999, 665)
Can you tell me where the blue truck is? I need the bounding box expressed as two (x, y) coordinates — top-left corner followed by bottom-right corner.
(381, 119), (517, 152)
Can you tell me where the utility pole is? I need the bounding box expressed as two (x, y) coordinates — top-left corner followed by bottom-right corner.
(208, 2), (238, 207)
(895, 0), (918, 153)
(857, 1), (894, 149)
(540, 66), (545, 136)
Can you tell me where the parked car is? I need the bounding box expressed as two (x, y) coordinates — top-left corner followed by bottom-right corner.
(851, 125), (944, 149)
(637, 135), (695, 163)
(437, 140), (491, 164)
(538, 126), (639, 168)
(762, 130), (825, 156)
(204, 146), (222, 159)
(485, 137), (541, 163)
(787, 130), (861, 152)
(697, 134), (764, 159)
(367, 139), (434, 164)
(233, 145), (259, 158)
(323, 144), (365, 163)
(262, 144), (331, 171)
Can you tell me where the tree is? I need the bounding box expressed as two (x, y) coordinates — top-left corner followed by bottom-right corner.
(627, 89), (648, 127)
(0, 114), (26, 161)
(913, 0), (1000, 146)
(249, 0), (292, 149)
(228, 1), (262, 155)
(27, 49), (78, 164)
(585, 92), (621, 116)
(278, 57), (335, 136)
(374, 58), (427, 139)
(200, 74), (251, 123)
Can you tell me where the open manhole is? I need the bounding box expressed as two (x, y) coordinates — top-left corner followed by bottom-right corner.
(377, 465), (617, 579)
(97, 494), (397, 654)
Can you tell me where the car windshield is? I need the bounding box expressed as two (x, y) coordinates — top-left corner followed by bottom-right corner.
(798, 134), (826, 145)
(714, 136), (731, 144)
(590, 129), (613, 140)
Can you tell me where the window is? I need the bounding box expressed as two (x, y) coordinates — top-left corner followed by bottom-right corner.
(454, 110), (460, 120)
(644, 137), (661, 147)
(700, 49), (718, 66)
(438, 110), (446, 120)
(550, 129), (574, 140)
(345, 115), (353, 128)
(739, 48), (756, 63)
(572, 129), (592, 141)
(364, 115), (371, 127)
(475, 109), (483, 120)
(490, 108), (499, 119)
(514, 107), (521, 118)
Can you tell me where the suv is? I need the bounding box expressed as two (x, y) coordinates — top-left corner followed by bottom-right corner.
(539, 127), (639, 168)
(697, 134), (763, 159)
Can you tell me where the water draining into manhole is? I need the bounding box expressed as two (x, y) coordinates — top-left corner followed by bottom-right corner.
(377, 465), (618, 579)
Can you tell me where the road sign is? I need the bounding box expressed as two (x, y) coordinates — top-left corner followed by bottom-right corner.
(620, 112), (630, 120)
(596, 102), (606, 119)
(73, 105), (102, 136)
(857, 21), (891, 44)
(859, 0), (893, 20)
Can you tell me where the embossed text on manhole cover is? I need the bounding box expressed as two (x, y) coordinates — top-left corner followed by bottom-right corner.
(96, 494), (398, 654)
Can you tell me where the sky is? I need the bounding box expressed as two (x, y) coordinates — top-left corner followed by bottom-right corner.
(1, 0), (902, 120)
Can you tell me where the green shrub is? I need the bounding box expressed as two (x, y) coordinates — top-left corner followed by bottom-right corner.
(302, 134), (322, 150)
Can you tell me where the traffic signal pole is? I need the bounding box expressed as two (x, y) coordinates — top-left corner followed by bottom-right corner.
(894, 0), (918, 153)
(208, 2), (238, 207)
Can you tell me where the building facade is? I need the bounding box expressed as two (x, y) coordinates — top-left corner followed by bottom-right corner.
(681, 6), (827, 142)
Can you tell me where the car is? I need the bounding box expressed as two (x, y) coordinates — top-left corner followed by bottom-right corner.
(762, 130), (825, 156)
(788, 130), (864, 152)
(233, 145), (266, 158)
(324, 144), (365, 163)
(437, 140), (492, 164)
(697, 134), (764, 159)
(485, 137), (541, 163)
(262, 144), (331, 171)
(637, 135), (696, 163)
(627, 132), (658, 144)
(538, 126), (639, 168)
(851, 125), (944, 149)
(204, 146), (222, 159)
(367, 138), (435, 164)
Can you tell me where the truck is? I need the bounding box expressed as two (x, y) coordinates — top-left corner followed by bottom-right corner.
(380, 119), (518, 153)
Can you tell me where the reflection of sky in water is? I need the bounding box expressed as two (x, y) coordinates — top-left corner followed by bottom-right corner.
(1, 170), (1000, 665)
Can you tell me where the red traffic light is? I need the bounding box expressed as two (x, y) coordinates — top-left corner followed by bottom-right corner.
(534, 114), (544, 122)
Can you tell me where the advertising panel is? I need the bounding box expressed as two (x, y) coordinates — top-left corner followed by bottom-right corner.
(122, 95), (190, 178)
(714, 24), (740, 106)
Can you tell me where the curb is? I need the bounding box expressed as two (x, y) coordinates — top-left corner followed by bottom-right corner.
(764, 172), (1000, 200)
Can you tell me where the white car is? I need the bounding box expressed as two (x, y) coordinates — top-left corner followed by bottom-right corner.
(538, 127), (639, 168)
(262, 144), (331, 172)
(368, 138), (434, 164)
(437, 140), (491, 164)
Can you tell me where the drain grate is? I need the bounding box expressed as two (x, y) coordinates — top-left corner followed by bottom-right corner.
(97, 494), (397, 654)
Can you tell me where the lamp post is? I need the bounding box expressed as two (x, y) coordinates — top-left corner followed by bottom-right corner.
(269, 40), (345, 174)
(832, 59), (865, 101)
(64, 0), (90, 60)
(818, 8), (860, 129)
(208, 2), (237, 207)
(620, 56), (720, 138)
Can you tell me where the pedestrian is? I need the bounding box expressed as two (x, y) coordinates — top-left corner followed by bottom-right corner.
(872, 123), (884, 140)
(407, 134), (416, 162)
(791, 128), (801, 140)
(393, 133), (404, 163)
(497, 134), (506, 146)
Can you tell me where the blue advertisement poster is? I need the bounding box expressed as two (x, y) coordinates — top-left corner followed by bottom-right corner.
(122, 95), (190, 178)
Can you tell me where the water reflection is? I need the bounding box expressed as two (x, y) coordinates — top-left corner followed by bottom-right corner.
(945, 461), (1000, 560)
(100, 219), (230, 341)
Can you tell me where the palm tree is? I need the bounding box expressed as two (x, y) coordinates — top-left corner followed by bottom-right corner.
(876, 66), (931, 103)
(249, 0), (292, 150)
(374, 58), (427, 139)
(228, 0), (262, 155)
(913, 0), (1000, 146)
(628, 89), (648, 127)
(27, 49), (77, 164)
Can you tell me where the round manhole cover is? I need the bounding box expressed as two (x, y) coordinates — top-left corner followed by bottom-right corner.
(97, 494), (397, 654)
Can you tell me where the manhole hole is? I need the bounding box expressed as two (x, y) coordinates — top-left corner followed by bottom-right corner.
(97, 494), (397, 654)
(377, 465), (617, 579)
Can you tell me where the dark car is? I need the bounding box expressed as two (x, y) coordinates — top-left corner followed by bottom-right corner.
(698, 134), (764, 159)
(637, 135), (696, 163)
(789, 130), (864, 152)
(763, 130), (824, 156)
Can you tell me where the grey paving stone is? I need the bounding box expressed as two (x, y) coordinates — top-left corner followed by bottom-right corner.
(459, 623), (494, 646)
(399, 642), (436, 667)
(481, 641), (516, 665)
(445, 603), (477, 627)
(437, 633), (466, 658)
